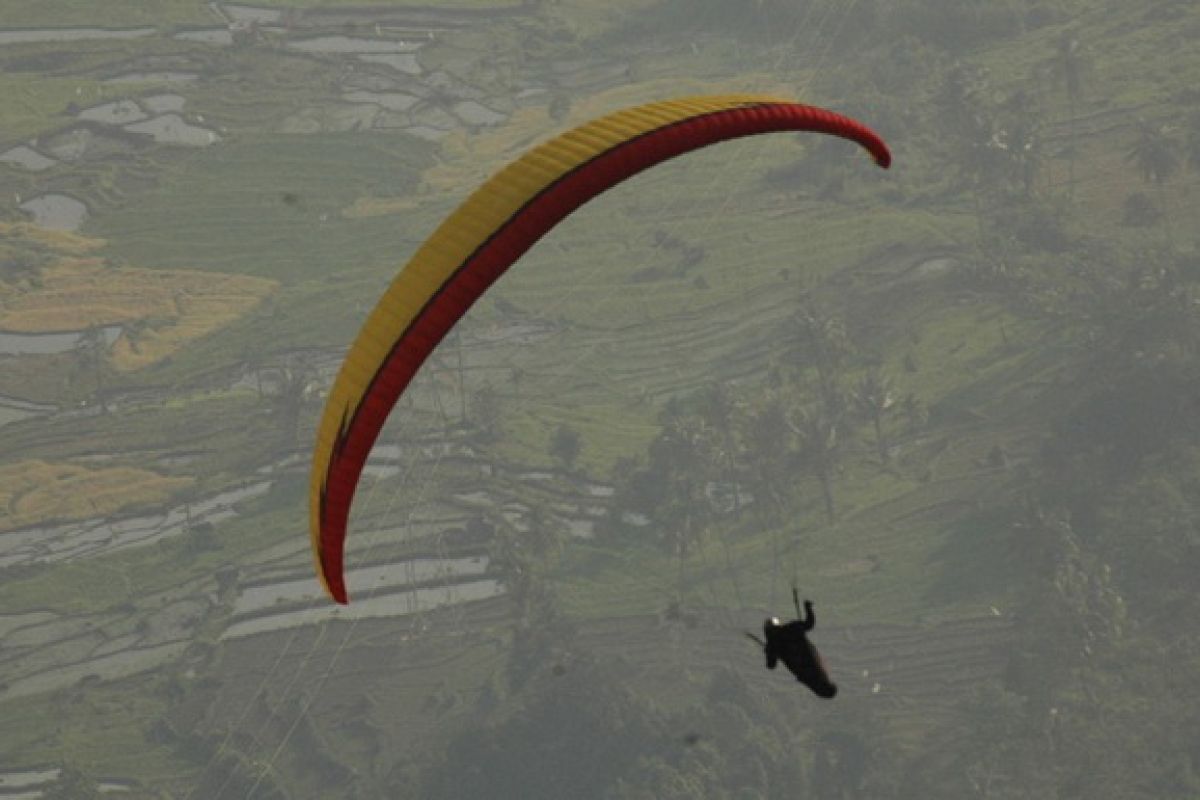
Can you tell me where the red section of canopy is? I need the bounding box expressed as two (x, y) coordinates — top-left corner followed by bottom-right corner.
(317, 101), (890, 603)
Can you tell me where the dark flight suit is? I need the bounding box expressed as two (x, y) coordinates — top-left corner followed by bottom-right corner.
(762, 599), (838, 698)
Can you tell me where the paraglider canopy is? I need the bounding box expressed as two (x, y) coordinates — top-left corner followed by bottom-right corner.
(310, 95), (891, 603)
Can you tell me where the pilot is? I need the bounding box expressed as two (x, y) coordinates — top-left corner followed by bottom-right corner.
(747, 589), (838, 698)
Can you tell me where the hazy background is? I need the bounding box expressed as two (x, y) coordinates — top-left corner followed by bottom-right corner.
(1, 0), (1197, 797)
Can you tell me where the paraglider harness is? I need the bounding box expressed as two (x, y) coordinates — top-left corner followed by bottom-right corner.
(746, 589), (838, 698)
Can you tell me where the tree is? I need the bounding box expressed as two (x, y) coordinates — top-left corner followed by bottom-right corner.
(524, 502), (564, 562)
(812, 731), (871, 799)
(74, 325), (110, 411)
(470, 380), (502, 442)
(738, 392), (792, 521)
(1185, 110), (1200, 172)
(0, 246), (44, 285)
(854, 368), (895, 465)
(959, 112), (1011, 242)
(934, 61), (991, 148)
(954, 686), (1052, 799)
(1121, 191), (1161, 227)
(509, 365), (526, 403)
(272, 355), (317, 453)
(422, 656), (657, 799)
(696, 383), (743, 513)
(790, 305), (851, 417)
(1043, 31), (1090, 198)
(489, 513), (562, 644)
(1125, 120), (1181, 243)
(42, 767), (102, 800)
(453, 329), (468, 423)
(1127, 120), (1181, 183)
(648, 415), (716, 576)
(549, 424), (581, 471)
(788, 405), (843, 523)
(996, 90), (1045, 198)
(991, 121), (1043, 201)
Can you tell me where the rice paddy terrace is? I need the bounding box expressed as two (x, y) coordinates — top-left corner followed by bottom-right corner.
(0, 0), (1194, 795)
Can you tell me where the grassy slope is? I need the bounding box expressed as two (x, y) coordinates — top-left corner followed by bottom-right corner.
(92, 132), (432, 282)
(0, 0), (517, 27)
(0, 0), (212, 26)
(0, 72), (129, 142)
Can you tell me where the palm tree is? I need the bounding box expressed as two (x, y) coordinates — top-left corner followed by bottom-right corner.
(509, 365), (525, 403)
(642, 414), (717, 597)
(935, 62), (990, 146)
(524, 502), (564, 562)
(453, 329), (468, 424)
(1126, 120), (1181, 244)
(854, 368), (894, 465)
(738, 392), (791, 521)
(1127, 121), (1181, 187)
(75, 325), (110, 412)
(241, 346), (266, 400)
(1044, 31), (1089, 198)
(470, 380), (502, 442)
(790, 306), (851, 418)
(490, 520), (534, 620)
(998, 90), (1045, 198)
(651, 416), (714, 551)
(697, 383), (742, 513)
(1185, 110), (1200, 173)
(960, 112), (1010, 242)
(788, 405), (842, 523)
(273, 356), (316, 453)
(549, 424), (582, 471)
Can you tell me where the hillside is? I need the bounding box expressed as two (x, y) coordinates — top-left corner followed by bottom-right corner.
(0, 0), (1197, 797)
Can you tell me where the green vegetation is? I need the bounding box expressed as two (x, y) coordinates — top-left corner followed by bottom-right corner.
(277, 0), (516, 7)
(93, 132), (432, 281)
(1, 0), (1199, 795)
(0, 0), (211, 27)
(0, 73), (125, 142)
(0, 0), (516, 27)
